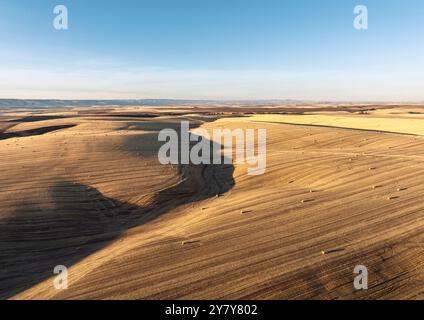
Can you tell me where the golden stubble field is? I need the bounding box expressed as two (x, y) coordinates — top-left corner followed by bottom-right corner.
(1, 105), (424, 300)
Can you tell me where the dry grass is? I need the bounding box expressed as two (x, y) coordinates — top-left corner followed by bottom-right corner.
(228, 113), (424, 136)
(1, 106), (424, 300)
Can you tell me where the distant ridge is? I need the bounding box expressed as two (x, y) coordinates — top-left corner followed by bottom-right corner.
(0, 99), (321, 109)
(0, 99), (214, 108)
(0, 99), (411, 109)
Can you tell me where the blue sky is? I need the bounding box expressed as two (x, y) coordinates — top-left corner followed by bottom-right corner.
(0, 0), (423, 101)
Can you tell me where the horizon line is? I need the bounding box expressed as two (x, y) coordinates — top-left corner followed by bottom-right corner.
(1, 98), (423, 104)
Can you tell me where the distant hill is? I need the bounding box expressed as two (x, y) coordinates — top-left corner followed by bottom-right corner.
(0, 99), (315, 109)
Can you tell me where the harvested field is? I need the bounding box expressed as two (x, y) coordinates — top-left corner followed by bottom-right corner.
(1, 105), (424, 300)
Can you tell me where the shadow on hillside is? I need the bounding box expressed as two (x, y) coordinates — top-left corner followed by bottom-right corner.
(0, 125), (76, 141)
(0, 121), (235, 299)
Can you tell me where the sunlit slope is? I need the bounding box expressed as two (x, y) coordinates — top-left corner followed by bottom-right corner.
(14, 117), (424, 300)
(230, 114), (424, 136)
